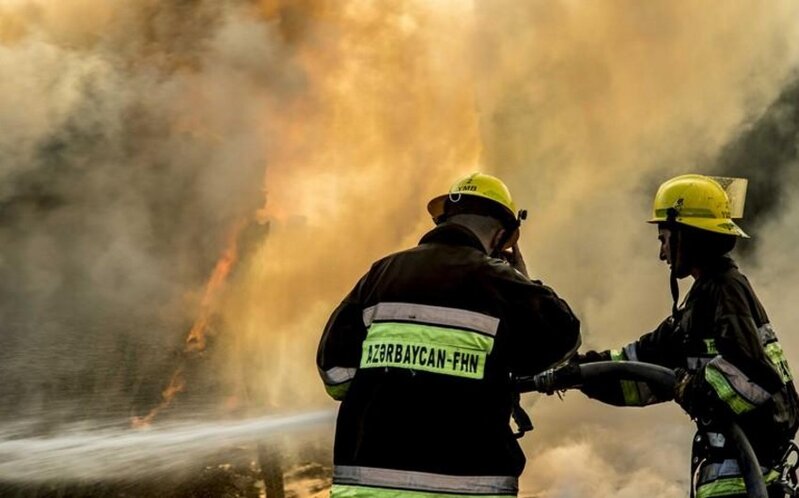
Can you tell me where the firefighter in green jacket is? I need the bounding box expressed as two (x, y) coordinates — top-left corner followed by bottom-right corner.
(579, 174), (799, 497)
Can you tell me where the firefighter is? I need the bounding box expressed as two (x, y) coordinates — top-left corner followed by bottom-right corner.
(578, 174), (799, 498)
(317, 172), (581, 497)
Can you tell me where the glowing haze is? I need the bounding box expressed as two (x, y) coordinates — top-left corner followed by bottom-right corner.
(1, 1), (798, 496)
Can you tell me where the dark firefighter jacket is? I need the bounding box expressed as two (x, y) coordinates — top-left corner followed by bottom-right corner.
(581, 256), (798, 498)
(317, 222), (581, 497)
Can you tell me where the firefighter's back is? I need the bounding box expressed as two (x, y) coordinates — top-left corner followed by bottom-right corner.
(334, 230), (527, 481)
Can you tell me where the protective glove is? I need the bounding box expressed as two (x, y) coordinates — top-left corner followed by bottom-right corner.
(673, 368), (701, 417)
(575, 350), (610, 364)
(576, 350), (612, 400)
(531, 362), (583, 394)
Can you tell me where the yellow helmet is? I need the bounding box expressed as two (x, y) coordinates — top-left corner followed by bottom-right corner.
(427, 172), (517, 222)
(647, 174), (749, 238)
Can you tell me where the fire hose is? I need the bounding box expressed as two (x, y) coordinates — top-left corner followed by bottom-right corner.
(515, 361), (770, 498)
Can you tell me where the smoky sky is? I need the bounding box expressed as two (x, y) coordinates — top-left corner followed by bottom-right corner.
(0, 0), (301, 421)
(713, 78), (799, 240)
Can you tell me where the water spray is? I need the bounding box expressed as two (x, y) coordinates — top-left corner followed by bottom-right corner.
(0, 410), (335, 483)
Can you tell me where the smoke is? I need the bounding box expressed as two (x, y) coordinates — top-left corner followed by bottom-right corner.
(1, 0), (799, 496)
(0, 0), (302, 422)
(470, 1), (799, 496)
(211, 0), (483, 412)
(713, 79), (799, 239)
(722, 80), (799, 414)
(523, 440), (685, 498)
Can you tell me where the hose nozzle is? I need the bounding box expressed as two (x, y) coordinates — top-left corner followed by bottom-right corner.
(516, 363), (582, 394)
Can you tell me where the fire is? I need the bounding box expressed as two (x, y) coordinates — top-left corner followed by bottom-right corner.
(186, 226), (242, 353)
(132, 0), (482, 426)
(131, 368), (186, 429)
(132, 222), (245, 428)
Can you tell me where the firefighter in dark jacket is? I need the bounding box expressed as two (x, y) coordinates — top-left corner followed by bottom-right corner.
(578, 174), (799, 498)
(317, 173), (581, 497)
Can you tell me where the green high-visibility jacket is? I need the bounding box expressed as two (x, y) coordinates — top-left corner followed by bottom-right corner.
(317, 223), (581, 497)
(581, 256), (799, 498)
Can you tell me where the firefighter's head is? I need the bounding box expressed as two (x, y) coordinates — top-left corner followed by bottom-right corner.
(648, 174), (748, 278)
(427, 172), (524, 255)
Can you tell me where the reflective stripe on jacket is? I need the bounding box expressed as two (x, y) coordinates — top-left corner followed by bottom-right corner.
(330, 466), (517, 497)
(317, 223), (581, 494)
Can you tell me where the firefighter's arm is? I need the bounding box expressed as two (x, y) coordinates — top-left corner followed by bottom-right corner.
(510, 283), (581, 377)
(316, 273), (370, 401)
(579, 318), (681, 406)
(676, 284), (786, 418)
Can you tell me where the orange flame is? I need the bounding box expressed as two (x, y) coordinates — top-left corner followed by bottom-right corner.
(132, 222), (245, 428)
(185, 228), (241, 353)
(131, 367), (186, 428)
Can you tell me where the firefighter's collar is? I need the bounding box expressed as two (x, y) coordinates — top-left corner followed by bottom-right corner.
(697, 255), (738, 279)
(419, 222), (487, 254)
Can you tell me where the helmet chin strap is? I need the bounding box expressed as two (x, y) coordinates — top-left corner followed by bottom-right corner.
(667, 208), (680, 318)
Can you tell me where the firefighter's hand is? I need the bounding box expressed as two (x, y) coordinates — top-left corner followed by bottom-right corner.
(528, 363), (582, 394)
(576, 350), (612, 400)
(673, 368), (697, 416)
(674, 368), (726, 419)
(504, 242), (529, 278)
(574, 350), (609, 364)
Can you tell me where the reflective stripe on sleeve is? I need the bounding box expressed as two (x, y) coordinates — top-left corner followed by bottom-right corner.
(610, 349), (639, 404)
(765, 341), (794, 383)
(622, 343), (638, 361)
(704, 356), (771, 414)
(325, 381), (351, 400)
(708, 357), (771, 403)
(610, 349), (626, 361)
(757, 323), (793, 383)
(362, 303), (499, 337)
(705, 366), (754, 414)
(333, 466), (518, 495)
(319, 367), (357, 400)
(610, 349), (656, 406)
(321, 367), (357, 385)
(757, 323), (777, 344)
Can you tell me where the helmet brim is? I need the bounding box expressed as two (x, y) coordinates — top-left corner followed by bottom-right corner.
(427, 193), (517, 222)
(647, 217), (749, 238)
(427, 195), (448, 220)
